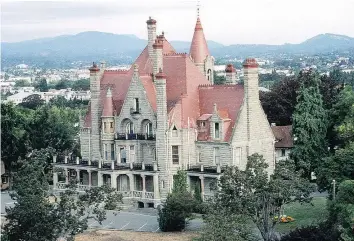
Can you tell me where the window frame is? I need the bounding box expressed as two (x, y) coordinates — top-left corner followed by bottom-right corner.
(213, 147), (220, 165)
(214, 122), (220, 139)
(172, 145), (179, 164)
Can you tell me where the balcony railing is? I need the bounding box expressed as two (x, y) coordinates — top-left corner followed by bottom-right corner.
(115, 133), (156, 141)
(187, 164), (223, 174)
(132, 191), (143, 198)
(132, 163), (142, 170)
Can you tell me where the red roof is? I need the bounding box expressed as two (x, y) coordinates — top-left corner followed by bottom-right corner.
(243, 58), (259, 68)
(225, 64), (236, 73)
(271, 125), (293, 148)
(189, 17), (210, 64)
(198, 85), (244, 141)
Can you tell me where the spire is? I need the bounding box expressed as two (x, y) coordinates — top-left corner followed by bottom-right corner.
(189, 17), (210, 64)
(102, 87), (113, 116)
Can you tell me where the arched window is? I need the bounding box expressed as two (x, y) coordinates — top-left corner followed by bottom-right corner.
(125, 122), (134, 134)
(145, 122), (153, 136)
(207, 69), (212, 81)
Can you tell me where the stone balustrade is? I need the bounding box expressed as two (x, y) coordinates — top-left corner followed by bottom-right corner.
(144, 192), (154, 199)
(132, 190), (143, 198)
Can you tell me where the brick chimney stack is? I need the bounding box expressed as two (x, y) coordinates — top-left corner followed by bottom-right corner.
(147, 17), (157, 58)
(153, 38), (163, 75)
(225, 64), (237, 84)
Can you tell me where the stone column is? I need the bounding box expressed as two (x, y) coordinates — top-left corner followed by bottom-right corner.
(97, 172), (103, 186)
(64, 156), (68, 164)
(141, 175), (146, 198)
(88, 170), (92, 187)
(111, 173), (117, 190)
(153, 174), (159, 199)
(199, 176), (205, 201)
(53, 155), (57, 163)
(186, 175), (191, 192)
(53, 172), (58, 189)
(128, 174), (134, 191)
(76, 169), (80, 184)
(76, 157), (80, 165)
(65, 168), (69, 184)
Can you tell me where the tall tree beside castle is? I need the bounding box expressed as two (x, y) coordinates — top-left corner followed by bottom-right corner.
(291, 70), (328, 179)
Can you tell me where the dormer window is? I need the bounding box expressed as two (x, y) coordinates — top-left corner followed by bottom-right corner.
(172, 126), (178, 137)
(214, 122), (220, 139)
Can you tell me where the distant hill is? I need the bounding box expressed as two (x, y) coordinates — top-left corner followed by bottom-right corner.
(2, 32), (354, 68)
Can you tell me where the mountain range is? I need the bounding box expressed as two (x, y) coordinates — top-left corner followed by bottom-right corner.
(2, 31), (354, 68)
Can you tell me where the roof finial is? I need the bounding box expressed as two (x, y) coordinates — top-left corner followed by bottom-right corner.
(197, 0), (200, 18)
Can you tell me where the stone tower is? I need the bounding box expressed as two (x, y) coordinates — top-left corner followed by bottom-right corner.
(225, 64), (237, 84)
(147, 17), (157, 58)
(189, 17), (215, 84)
(89, 62), (102, 161)
(155, 69), (169, 198)
(153, 38), (163, 75)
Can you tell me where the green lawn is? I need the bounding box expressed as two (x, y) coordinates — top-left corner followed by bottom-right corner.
(275, 197), (328, 234)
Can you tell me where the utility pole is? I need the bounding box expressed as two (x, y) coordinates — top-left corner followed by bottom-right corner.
(332, 179), (336, 200)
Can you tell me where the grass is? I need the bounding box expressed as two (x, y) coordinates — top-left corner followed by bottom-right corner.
(275, 197), (328, 234)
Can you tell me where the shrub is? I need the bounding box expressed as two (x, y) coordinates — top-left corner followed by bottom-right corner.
(280, 222), (340, 241)
(158, 192), (195, 232)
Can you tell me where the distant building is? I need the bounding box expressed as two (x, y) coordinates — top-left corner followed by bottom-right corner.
(271, 125), (293, 162)
(5, 92), (34, 105)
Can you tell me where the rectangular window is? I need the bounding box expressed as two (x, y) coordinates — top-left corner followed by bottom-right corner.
(281, 149), (286, 157)
(214, 123), (220, 139)
(111, 144), (115, 160)
(134, 98), (139, 112)
(104, 122), (107, 133)
(214, 147), (220, 165)
(172, 146), (179, 164)
(120, 148), (126, 163)
(104, 144), (108, 160)
(130, 145), (135, 163)
(234, 147), (241, 165)
(110, 122), (113, 128)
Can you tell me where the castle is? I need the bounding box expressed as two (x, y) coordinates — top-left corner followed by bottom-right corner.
(53, 16), (275, 207)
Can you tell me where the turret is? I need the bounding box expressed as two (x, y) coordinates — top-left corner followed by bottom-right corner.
(147, 17), (157, 58)
(225, 64), (237, 84)
(189, 17), (214, 84)
(89, 62), (102, 161)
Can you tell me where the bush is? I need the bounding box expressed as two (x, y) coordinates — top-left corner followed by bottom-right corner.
(280, 222), (340, 241)
(158, 192), (195, 232)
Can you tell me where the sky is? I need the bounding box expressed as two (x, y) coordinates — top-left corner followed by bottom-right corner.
(1, 0), (354, 45)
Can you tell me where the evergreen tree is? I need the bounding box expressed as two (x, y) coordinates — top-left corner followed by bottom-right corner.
(291, 70), (328, 179)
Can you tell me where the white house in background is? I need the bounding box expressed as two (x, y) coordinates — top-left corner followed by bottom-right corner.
(5, 92), (35, 105)
(271, 125), (293, 162)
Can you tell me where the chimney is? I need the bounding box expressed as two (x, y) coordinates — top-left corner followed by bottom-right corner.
(225, 64), (237, 84)
(243, 58), (259, 103)
(146, 17), (157, 58)
(88, 62), (102, 161)
(153, 38), (163, 75)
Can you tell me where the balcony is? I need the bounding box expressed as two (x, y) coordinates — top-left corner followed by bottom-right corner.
(115, 133), (156, 141)
(187, 164), (224, 174)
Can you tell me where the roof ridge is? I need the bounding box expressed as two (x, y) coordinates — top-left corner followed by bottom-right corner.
(198, 84), (241, 88)
(104, 69), (129, 74)
(163, 52), (188, 56)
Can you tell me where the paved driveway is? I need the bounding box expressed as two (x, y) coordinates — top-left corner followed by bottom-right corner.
(1, 191), (203, 232)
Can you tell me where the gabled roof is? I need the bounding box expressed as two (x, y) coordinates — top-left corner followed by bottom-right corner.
(271, 125), (293, 148)
(198, 85), (244, 141)
(189, 17), (210, 64)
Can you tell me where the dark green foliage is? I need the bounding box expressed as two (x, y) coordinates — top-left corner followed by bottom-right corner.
(211, 154), (314, 241)
(14, 79), (31, 87)
(194, 183), (203, 204)
(316, 142), (354, 191)
(327, 180), (354, 240)
(35, 78), (49, 92)
(54, 79), (70, 90)
(280, 223), (340, 241)
(158, 191), (195, 232)
(197, 205), (255, 241)
(291, 70), (328, 179)
(1, 103), (30, 172)
(19, 94), (44, 109)
(72, 78), (90, 91)
(260, 76), (299, 125)
(158, 170), (195, 232)
(49, 96), (89, 109)
(213, 72), (227, 85)
(3, 149), (122, 241)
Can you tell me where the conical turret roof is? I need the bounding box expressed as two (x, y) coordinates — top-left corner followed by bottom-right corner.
(189, 17), (210, 64)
